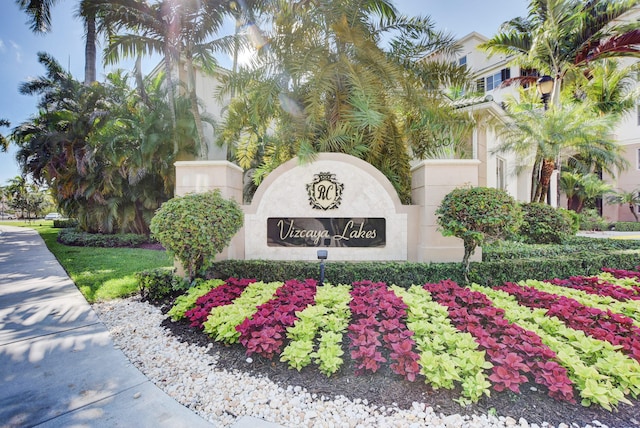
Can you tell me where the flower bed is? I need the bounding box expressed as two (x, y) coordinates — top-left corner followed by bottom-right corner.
(166, 268), (640, 409)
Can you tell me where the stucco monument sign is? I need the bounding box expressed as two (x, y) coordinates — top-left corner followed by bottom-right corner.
(175, 153), (481, 263)
(243, 153), (412, 261)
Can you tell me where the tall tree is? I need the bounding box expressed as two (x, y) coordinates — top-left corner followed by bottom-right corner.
(216, 0), (472, 203)
(16, 0), (100, 84)
(481, 0), (640, 202)
(494, 98), (624, 203)
(0, 119), (10, 152)
(607, 189), (640, 221)
(12, 52), (199, 233)
(96, 0), (237, 158)
(481, 0), (640, 105)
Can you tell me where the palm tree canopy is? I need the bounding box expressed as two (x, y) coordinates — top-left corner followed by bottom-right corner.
(0, 119), (10, 152)
(495, 99), (623, 172)
(216, 0), (472, 203)
(481, 0), (640, 93)
(16, 0), (61, 32)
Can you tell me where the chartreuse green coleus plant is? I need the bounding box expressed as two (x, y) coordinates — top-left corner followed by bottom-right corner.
(280, 283), (352, 376)
(520, 279), (640, 326)
(473, 284), (640, 410)
(391, 285), (492, 405)
(167, 279), (225, 321)
(203, 281), (282, 343)
(597, 272), (640, 292)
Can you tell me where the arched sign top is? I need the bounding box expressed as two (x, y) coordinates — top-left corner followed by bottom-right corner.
(247, 153), (405, 216)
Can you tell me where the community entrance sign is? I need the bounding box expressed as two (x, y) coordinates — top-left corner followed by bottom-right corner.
(175, 154), (481, 263)
(243, 153), (414, 261)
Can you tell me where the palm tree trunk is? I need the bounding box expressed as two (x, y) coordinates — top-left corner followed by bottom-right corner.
(530, 156), (541, 202)
(184, 51), (207, 159)
(84, 12), (96, 84)
(134, 55), (149, 105)
(629, 203), (639, 222)
(536, 158), (556, 204)
(162, 49), (178, 154)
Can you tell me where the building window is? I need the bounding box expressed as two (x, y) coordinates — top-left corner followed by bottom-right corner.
(476, 78), (486, 93)
(485, 68), (511, 91)
(458, 55), (467, 68)
(637, 148), (640, 170)
(520, 68), (539, 89)
(496, 157), (506, 190)
(637, 105), (640, 126)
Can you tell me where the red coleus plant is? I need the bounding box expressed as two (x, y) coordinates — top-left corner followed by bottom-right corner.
(425, 280), (575, 402)
(549, 276), (640, 301)
(496, 282), (640, 363)
(185, 278), (256, 328)
(348, 281), (421, 381)
(601, 267), (640, 282)
(236, 279), (317, 359)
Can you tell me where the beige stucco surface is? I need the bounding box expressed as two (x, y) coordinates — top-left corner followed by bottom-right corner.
(244, 153), (415, 261)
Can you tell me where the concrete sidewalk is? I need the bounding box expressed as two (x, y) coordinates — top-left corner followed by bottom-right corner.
(0, 225), (280, 428)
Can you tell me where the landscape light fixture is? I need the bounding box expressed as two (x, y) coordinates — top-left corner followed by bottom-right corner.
(537, 75), (554, 110)
(317, 250), (328, 285)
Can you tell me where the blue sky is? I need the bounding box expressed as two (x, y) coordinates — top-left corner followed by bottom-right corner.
(0, 0), (528, 186)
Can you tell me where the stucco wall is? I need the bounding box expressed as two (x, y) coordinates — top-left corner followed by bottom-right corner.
(243, 153), (417, 261)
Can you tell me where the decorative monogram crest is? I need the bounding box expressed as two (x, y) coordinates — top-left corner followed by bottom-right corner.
(306, 172), (344, 210)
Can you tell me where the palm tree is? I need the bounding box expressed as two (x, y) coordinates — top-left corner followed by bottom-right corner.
(216, 0), (471, 203)
(5, 175), (29, 219)
(0, 119), (10, 151)
(494, 98), (624, 203)
(559, 170), (582, 210)
(569, 60), (640, 117)
(95, 0), (237, 158)
(481, 0), (640, 106)
(14, 52), (200, 233)
(607, 189), (640, 221)
(16, 0), (100, 84)
(482, 0), (640, 203)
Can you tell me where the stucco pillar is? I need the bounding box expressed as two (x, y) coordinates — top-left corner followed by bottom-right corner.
(411, 159), (482, 263)
(174, 160), (245, 260)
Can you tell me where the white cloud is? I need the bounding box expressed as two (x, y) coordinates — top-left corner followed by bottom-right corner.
(0, 39), (5, 53)
(9, 40), (22, 63)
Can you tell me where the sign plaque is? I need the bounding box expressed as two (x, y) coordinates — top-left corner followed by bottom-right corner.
(268, 217), (386, 247)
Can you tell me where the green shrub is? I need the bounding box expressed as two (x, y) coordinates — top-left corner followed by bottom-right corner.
(53, 218), (79, 228)
(483, 236), (640, 261)
(135, 268), (189, 302)
(611, 222), (640, 232)
(558, 208), (580, 235)
(206, 238), (640, 288)
(436, 186), (523, 275)
(518, 203), (573, 244)
(209, 260), (466, 288)
(469, 250), (640, 286)
(150, 190), (244, 280)
(57, 228), (149, 247)
(578, 209), (609, 231)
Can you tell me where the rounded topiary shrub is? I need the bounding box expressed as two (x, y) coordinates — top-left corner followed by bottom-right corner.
(518, 202), (573, 244)
(436, 186), (523, 275)
(150, 190), (244, 280)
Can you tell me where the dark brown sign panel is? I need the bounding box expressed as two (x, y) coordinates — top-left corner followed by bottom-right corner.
(267, 218), (386, 247)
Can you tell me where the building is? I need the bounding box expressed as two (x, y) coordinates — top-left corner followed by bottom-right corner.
(442, 8), (640, 222)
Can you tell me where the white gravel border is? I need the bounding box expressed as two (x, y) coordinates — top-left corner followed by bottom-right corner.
(92, 296), (605, 428)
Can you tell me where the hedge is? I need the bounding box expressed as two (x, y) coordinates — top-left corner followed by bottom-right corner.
(611, 222), (640, 232)
(57, 228), (150, 248)
(206, 248), (640, 288)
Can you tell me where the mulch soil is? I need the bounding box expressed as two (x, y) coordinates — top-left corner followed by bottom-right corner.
(155, 298), (640, 428)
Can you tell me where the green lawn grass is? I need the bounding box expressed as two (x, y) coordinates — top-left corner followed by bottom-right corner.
(1, 221), (173, 303)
